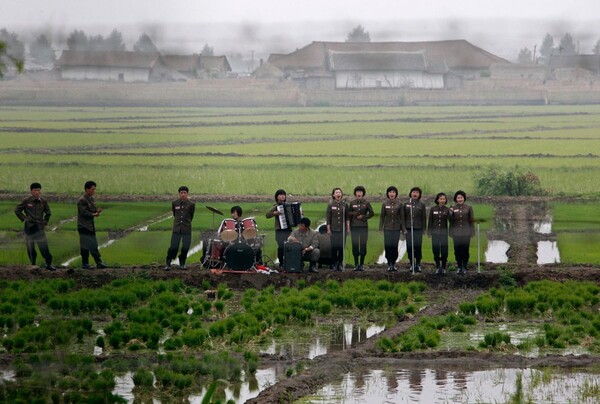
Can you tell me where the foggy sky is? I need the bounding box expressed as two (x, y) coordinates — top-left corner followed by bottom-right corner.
(2, 0), (599, 62)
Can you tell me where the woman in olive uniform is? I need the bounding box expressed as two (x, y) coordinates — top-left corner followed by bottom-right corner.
(326, 187), (349, 271)
(402, 186), (427, 272)
(348, 185), (374, 271)
(379, 186), (404, 272)
(449, 190), (475, 274)
(427, 192), (450, 274)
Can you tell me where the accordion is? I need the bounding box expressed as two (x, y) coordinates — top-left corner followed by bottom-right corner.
(277, 202), (302, 229)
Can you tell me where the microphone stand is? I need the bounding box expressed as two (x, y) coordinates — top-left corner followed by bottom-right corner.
(410, 201), (415, 275)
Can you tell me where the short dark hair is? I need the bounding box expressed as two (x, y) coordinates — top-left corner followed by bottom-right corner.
(30, 182), (42, 190)
(84, 181), (96, 190)
(353, 185), (366, 196)
(434, 192), (447, 204)
(331, 187), (342, 197)
(408, 186), (422, 199)
(178, 186), (189, 193)
(274, 189), (286, 201)
(386, 186), (398, 197)
(454, 190), (467, 202)
(230, 205), (242, 216)
(299, 217), (311, 228)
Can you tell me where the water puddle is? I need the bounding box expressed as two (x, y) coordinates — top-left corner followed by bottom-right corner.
(0, 369), (16, 383)
(533, 218), (553, 234)
(537, 241), (560, 265)
(260, 323), (386, 359)
(484, 240), (510, 263)
(112, 371), (135, 403)
(376, 241), (407, 265)
(309, 367), (599, 403)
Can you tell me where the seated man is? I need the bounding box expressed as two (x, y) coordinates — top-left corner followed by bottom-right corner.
(287, 217), (320, 273)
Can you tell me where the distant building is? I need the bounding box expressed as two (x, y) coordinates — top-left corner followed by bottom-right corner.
(198, 55), (232, 78)
(56, 51), (185, 82)
(162, 54), (201, 79)
(161, 54), (232, 79)
(548, 54), (600, 77)
(268, 40), (509, 90)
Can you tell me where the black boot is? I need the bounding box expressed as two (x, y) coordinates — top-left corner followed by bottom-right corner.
(308, 261), (318, 273)
(415, 259), (421, 273)
(435, 260), (441, 274)
(441, 260), (447, 274)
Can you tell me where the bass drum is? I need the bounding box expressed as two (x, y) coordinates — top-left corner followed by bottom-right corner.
(224, 242), (255, 271)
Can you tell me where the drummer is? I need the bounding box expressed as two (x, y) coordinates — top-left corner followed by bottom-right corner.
(227, 206), (263, 264)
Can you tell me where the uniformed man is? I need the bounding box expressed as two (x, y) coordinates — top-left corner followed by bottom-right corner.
(77, 180), (107, 269)
(326, 187), (349, 271)
(379, 185), (404, 272)
(165, 186), (195, 271)
(449, 190), (475, 274)
(402, 186), (427, 272)
(14, 182), (56, 270)
(348, 185), (374, 271)
(427, 192), (450, 274)
(288, 217), (320, 273)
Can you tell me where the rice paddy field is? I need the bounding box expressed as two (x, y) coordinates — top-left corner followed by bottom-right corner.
(1, 105), (600, 403)
(0, 105), (599, 197)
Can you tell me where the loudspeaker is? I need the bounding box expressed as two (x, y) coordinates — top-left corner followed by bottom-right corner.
(283, 242), (303, 272)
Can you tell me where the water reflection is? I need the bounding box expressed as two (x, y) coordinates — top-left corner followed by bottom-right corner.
(377, 241), (407, 264)
(533, 218), (552, 234)
(484, 240), (510, 263)
(0, 370), (16, 383)
(112, 371), (135, 403)
(260, 323), (385, 359)
(314, 368), (599, 403)
(188, 367), (280, 403)
(537, 241), (560, 265)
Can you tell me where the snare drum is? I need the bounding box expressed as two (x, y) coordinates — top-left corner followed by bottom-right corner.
(241, 217), (258, 240)
(218, 219), (239, 242)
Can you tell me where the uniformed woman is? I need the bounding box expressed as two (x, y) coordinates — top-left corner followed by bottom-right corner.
(326, 187), (349, 271)
(449, 190), (475, 274)
(348, 185), (374, 271)
(379, 186), (404, 272)
(402, 186), (427, 272)
(427, 192), (450, 274)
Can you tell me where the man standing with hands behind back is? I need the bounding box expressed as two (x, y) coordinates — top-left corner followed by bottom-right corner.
(165, 186), (195, 271)
(77, 180), (107, 269)
(14, 182), (56, 270)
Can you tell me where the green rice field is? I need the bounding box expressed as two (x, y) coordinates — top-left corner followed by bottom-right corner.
(1, 105), (599, 197)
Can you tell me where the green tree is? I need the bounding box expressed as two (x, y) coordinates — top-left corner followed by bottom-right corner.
(133, 33), (158, 52)
(558, 32), (577, 55)
(201, 43), (214, 56)
(0, 40), (24, 78)
(0, 28), (25, 59)
(593, 39), (600, 55)
(517, 47), (533, 65)
(30, 34), (55, 65)
(346, 25), (370, 43)
(539, 33), (554, 64)
(105, 29), (126, 51)
(66, 29), (89, 51)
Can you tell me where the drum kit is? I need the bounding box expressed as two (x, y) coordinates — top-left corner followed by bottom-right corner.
(203, 206), (264, 271)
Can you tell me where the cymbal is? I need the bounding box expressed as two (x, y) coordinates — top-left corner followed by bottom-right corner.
(206, 206), (224, 216)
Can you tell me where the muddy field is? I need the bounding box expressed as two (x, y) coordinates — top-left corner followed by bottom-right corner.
(1, 194), (599, 402)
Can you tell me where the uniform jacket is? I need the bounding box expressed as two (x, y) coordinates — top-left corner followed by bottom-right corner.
(77, 193), (99, 232)
(15, 196), (51, 226)
(326, 199), (348, 232)
(449, 203), (475, 237)
(171, 198), (195, 234)
(379, 198), (404, 231)
(289, 228), (320, 249)
(427, 205), (450, 236)
(348, 198), (374, 228)
(402, 199), (427, 231)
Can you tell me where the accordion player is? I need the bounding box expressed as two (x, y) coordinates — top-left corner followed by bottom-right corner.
(276, 202), (302, 229)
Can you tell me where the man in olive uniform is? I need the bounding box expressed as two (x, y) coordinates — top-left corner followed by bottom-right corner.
(14, 182), (56, 270)
(165, 186), (195, 271)
(288, 217), (320, 273)
(77, 180), (107, 269)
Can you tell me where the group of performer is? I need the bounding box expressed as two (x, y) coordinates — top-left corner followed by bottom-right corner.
(13, 182), (475, 274)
